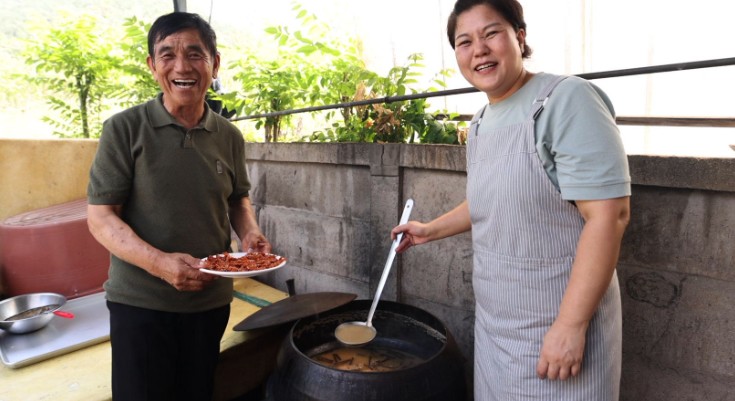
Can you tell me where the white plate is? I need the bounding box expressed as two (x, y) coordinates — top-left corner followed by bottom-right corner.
(199, 252), (287, 278)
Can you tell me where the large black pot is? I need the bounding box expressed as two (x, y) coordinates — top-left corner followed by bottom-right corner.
(268, 300), (466, 401)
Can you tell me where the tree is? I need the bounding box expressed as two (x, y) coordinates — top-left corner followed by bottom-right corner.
(223, 53), (317, 143)
(231, 4), (462, 144)
(20, 15), (123, 138)
(114, 16), (159, 108)
(220, 3), (376, 143)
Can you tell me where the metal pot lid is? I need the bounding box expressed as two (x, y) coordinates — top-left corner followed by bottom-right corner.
(233, 292), (356, 332)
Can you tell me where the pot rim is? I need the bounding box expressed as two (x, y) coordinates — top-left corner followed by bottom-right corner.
(286, 299), (452, 374)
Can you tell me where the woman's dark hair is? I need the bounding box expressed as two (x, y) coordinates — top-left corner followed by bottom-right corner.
(447, 0), (532, 58)
(147, 12), (218, 58)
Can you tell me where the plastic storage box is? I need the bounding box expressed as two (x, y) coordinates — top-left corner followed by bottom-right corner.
(0, 199), (109, 299)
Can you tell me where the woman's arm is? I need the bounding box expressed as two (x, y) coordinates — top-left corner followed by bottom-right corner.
(536, 196), (630, 380)
(392, 200), (472, 253)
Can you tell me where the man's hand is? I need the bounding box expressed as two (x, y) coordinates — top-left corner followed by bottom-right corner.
(156, 252), (218, 291)
(242, 232), (271, 254)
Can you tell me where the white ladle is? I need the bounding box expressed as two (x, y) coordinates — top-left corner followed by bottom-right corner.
(335, 199), (414, 346)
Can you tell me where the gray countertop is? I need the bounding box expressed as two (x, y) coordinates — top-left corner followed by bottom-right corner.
(0, 291), (109, 368)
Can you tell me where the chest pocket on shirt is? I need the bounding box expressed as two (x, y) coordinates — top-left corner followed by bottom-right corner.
(468, 122), (534, 165)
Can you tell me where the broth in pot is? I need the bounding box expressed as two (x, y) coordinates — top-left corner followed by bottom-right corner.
(311, 345), (424, 372)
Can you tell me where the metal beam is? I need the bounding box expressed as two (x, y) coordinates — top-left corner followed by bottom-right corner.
(173, 0), (186, 12)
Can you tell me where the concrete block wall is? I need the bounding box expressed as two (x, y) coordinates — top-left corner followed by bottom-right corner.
(617, 157), (735, 401)
(245, 144), (375, 297)
(247, 143), (735, 401)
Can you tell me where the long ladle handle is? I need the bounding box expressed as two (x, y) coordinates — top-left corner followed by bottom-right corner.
(366, 199), (414, 326)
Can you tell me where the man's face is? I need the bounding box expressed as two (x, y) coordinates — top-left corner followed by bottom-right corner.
(146, 28), (220, 112)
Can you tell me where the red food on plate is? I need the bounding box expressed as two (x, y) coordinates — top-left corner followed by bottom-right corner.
(203, 252), (285, 272)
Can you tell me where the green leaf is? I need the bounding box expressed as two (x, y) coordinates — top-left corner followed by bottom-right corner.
(297, 45), (317, 55)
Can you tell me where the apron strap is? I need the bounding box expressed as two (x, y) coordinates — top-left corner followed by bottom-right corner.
(528, 75), (569, 120)
(469, 105), (487, 137)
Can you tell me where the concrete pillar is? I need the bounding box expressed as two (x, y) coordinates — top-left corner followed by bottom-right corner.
(368, 144), (403, 301)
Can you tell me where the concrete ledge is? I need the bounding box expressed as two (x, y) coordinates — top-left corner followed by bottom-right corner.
(244, 142), (373, 166)
(628, 155), (735, 192)
(400, 143), (467, 172)
(245, 143), (735, 192)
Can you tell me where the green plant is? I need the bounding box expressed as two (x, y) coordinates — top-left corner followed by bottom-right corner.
(221, 53), (316, 143)
(8, 4), (464, 144)
(19, 14), (124, 138)
(114, 16), (159, 108)
(220, 2), (376, 143)
(310, 53), (462, 144)
(375, 54), (462, 144)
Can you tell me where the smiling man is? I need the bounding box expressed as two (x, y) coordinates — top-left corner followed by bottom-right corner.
(147, 22), (220, 129)
(86, 12), (271, 401)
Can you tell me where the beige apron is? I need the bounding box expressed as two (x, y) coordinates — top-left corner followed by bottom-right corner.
(466, 76), (621, 400)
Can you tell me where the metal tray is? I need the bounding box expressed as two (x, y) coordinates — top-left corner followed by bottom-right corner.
(0, 291), (109, 368)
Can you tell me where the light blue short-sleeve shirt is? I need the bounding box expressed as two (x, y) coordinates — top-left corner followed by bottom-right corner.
(478, 72), (631, 200)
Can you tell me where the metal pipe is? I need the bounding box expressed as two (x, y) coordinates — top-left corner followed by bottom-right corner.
(575, 57), (735, 80)
(230, 57), (735, 122)
(172, 0), (186, 12)
(443, 115), (735, 128)
(615, 117), (735, 128)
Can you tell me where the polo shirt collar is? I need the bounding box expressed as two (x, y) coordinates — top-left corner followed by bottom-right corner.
(147, 93), (219, 132)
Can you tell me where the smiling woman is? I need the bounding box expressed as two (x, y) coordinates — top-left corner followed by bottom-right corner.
(388, 1), (631, 399)
(449, 1), (529, 103)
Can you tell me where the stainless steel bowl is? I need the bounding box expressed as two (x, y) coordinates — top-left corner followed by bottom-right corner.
(0, 293), (67, 334)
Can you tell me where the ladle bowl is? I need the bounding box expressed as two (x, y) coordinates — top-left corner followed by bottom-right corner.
(334, 321), (376, 346)
(335, 199), (413, 346)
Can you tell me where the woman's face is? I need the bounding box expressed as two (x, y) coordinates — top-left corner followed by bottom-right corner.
(453, 4), (526, 103)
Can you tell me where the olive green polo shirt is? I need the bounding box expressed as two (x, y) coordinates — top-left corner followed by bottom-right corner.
(88, 94), (250, 312)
